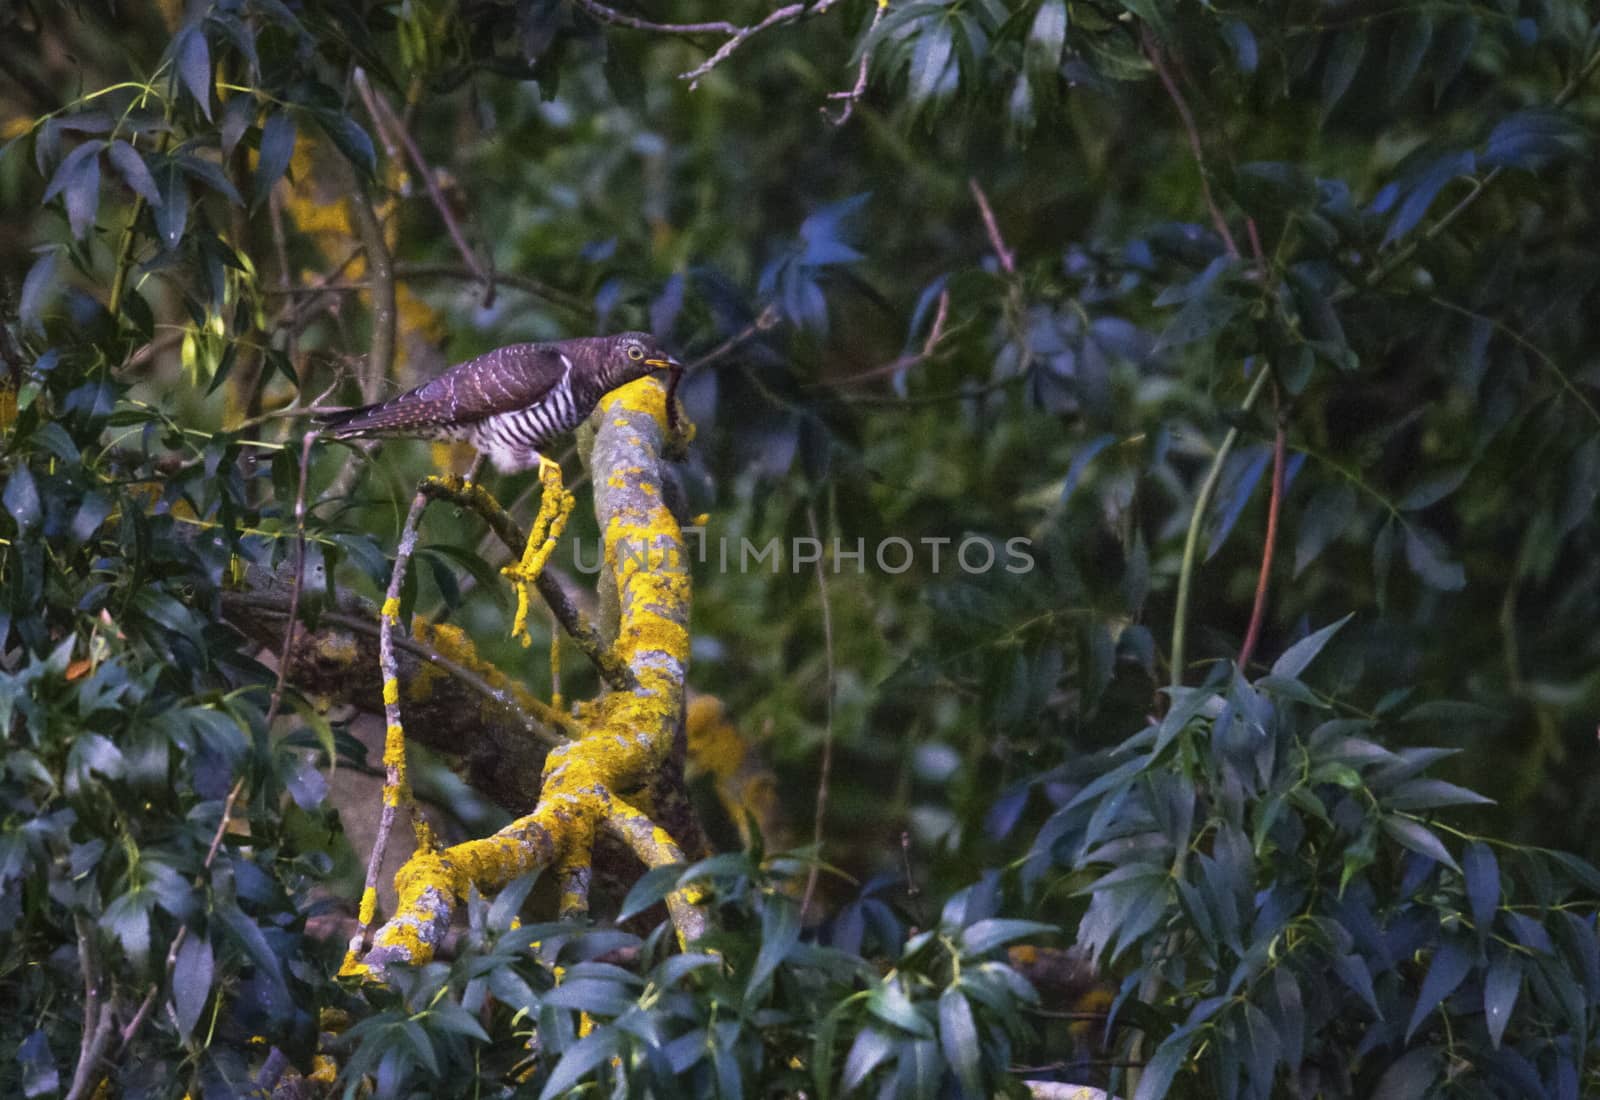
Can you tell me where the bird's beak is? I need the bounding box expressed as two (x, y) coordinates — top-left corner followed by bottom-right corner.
(644, 357), (678, 371)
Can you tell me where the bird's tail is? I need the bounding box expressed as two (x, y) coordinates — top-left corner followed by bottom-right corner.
(316, 400), (438, 437)
(315, 404), (378, 437)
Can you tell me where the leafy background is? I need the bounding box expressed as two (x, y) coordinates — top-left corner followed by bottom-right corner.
(2, 0), (1600, 1097)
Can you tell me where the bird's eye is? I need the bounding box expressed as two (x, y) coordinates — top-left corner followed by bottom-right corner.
(627, 345), (644, 361)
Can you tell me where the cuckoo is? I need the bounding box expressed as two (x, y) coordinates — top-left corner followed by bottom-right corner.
(322, 331), (682, 640)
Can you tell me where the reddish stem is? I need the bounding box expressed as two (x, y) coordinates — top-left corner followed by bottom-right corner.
(1238, 412), (1286, 672)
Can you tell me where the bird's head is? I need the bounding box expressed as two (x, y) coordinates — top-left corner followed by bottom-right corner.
(611, 331), (680, 380)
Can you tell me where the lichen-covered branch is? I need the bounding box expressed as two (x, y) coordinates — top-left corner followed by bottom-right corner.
(353, 375), (696, 974)
(355, 485), (433, 954)
(602, 802), (708, 946)
(416, 474), (636, 690)
(221, 576), (559, 812)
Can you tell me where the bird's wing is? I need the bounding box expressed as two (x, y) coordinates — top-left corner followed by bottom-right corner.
(322, 343), (571, 436)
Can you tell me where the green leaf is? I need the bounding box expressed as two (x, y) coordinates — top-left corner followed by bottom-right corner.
(1371, 1047), (1438, 1100)
(538, 1030), (620, 1100)
(60, 142), (102, 239)
(1381, 816), (1459, 873)
(1462, 841), (1499, 937)
(175, 24), (213, 120)
(487, 871), (539, 932)
(1024, 0), (1067, 82)
(1294, 482), (1357, 576)
(1270, 613), (1352, 680)
(616, 863), (684, 923)
(17, 1029), (58, 1099)
(1402, 523), (1465, 590)
(1133, 1026), (1196, 1100)
(254, 110), (295, 205)
(937, 988), (982, 1097)
(1404, 935), (1471, 1040)
(1483, 954), (1520, 1049)
(868, 980), (933, 1037)
(4, 464), (42, 532)
(1382, 779), (1492, 812)
(746, 893), (800, 999)
(841, 1026), (895, 1092)
(171, 933), (214, 1041)
(107, 139), (161, 206)
(101, 891), (153, 964)
(909, 21), (954, 105)
(957, 918), (1055, 955)
(1386, 14), (1432, 103)
(1399, 464), (1470, 511)
(19, 249), (60, 332)
(424, 1002), (492, 1042)
(320, 113), (376, 178)
(1320, 32), (1365, 119)
(154, 160), (189, 249)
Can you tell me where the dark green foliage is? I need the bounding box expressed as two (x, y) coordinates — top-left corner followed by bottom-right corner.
(1035, 625), (1599, 1097)
(4, 0), (1600, 1095)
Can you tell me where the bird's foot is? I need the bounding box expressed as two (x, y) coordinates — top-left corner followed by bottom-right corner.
(503, 457), (575, 647)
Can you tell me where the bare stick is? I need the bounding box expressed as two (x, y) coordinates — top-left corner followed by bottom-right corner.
(64, 918), (115, 1100)
(682, 4), (807, 87)
(357, 484), (431, 947)
(833, 288), (950, 387)
(968, 178), (1016, 275)
(1143, 32), (1240, 260)
(268, 191), (297, 374)
(1237, 406), (1285, 672)
(346, 184), (395, 405)
(355, 70), (497, 308)
(394, 262), (592, 318)
(572, 0), (740, 36)
(826, 0), (887, 125)
(800, 501), (836, 921)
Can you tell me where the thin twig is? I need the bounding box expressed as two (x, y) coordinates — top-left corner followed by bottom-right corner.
(825, 0), (886, 125)
(117, 753), (255, 1054)
(394, 262), (592, 318)
(264, 431), (318, 734)
(968, 178), (1016, 275)
(1237, 403), (1285, 672)
(346, 183), (395, 406)
(1169, 367), (1270, 688)
(233, 599), (571, 743)
(1345, 44), (1600, 300)
(686, 304), (783, 372)
(681, 4), (808, 87)
(572, 0), (740, 36)
(1143, 31), (1239, 260)
(800, 502), (836, 921)
(64, 917), (115, 1100)
(832, 288), (950, 387)
(358, 484), (431, 947)
(268, 191), (296, 374)
(354, 70), (497, 308)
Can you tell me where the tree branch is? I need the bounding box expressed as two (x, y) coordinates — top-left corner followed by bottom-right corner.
(354, 69), (497, 308)
(354, 376), (698, 974)
(1237, 405), (1285, 673)
(1143, 31), (1239, 260)
(800, 501), (836, 922)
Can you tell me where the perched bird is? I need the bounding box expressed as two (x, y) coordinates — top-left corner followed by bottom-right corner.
(319, 331), (681, 473)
